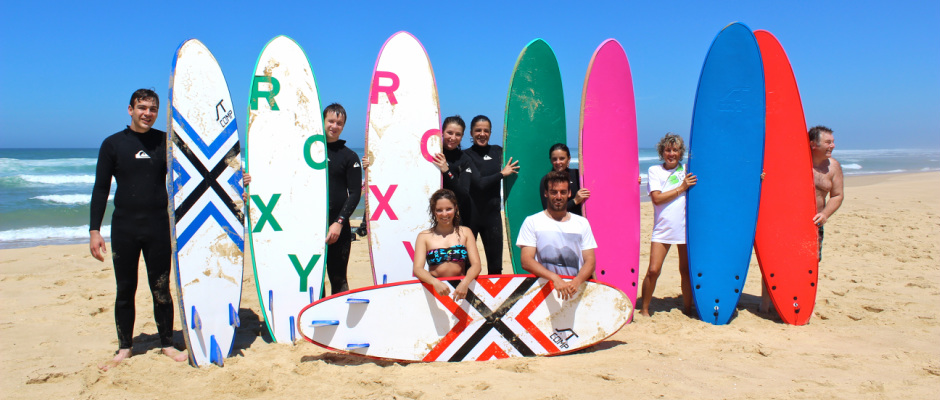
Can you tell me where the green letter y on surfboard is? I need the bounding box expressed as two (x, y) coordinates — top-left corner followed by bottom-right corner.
(288, 254), (321, 292)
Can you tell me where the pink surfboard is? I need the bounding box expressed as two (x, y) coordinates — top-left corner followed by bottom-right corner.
(579, 39), (640, 321)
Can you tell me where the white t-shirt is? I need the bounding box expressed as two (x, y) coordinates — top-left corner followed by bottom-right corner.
(647, 163), (687, 244)
(515, 211), (598, 276)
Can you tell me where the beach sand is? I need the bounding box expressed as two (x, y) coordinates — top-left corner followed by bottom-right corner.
(2, 172), (938, 399)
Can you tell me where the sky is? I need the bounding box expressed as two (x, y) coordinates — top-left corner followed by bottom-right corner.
(0, 0), (938, 150)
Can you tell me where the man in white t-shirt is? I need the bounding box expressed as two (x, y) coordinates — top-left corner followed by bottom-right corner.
(517, 171), (597, 300)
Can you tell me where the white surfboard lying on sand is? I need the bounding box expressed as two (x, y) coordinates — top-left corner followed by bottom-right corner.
(298, 275), (631, 362)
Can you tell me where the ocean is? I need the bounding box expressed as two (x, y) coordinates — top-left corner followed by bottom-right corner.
(2, 147), (938, 250)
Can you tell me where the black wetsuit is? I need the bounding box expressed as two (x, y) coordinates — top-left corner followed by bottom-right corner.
(327, 139), (362, 294)
(442, 147), (477, 228)
(466, 144), (505, 274)
(90, 127), (173, 350)
(539, 168), (583, 215)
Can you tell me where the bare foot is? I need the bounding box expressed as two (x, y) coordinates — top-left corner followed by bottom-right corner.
(99, 348), (132, 371)
(640, 310), (651, 317)
(162, 347), (189, 362)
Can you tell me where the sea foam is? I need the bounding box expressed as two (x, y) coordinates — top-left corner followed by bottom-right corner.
(0, 225), (111, 242)
(0, 157), (97, 170)
(31, 194), (113, 205)
(18, 174), (97, 185)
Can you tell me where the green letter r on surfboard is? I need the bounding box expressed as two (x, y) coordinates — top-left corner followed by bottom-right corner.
(250, 76), (280, 111)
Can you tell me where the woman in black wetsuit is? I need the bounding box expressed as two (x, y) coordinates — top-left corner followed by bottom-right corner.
(431, 115), (477, 229)
(464, 115), (519, 275)
(411, 189), (482, 300)
(538, 143), (590, 215)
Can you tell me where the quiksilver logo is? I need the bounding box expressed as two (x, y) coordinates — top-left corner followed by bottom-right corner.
(483, 155), (492, 160)
(353, 163), (360, 168)
(465, 168), (472, 173)
(135, 151), (151, 159)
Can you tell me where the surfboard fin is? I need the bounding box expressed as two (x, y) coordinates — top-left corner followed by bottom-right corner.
(229, 303), (240, 328)
(268, 290), (274, 312)
(347, 343), (370, 350)
(382, 274), (387, 284)
(191, 306), (202, 330)
(309, 287), (315, 304)
(310, 320), (340, 327)
(346, 298), (370, 304)
(209, 335), (224, 366)
(290, 316), (296, 342)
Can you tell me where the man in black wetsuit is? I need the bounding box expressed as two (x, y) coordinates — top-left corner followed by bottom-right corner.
(89, 89), (187, 370)
(323, 103), (362, 294)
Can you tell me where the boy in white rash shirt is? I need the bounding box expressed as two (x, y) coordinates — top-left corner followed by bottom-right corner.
(517, 170), (597, 300)
(640, 133), (697, 317)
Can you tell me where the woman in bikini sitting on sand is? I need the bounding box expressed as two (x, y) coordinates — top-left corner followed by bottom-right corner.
(412, 189), (482, 300)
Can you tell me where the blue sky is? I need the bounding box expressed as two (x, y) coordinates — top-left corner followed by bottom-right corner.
(1, 0), (937, 150)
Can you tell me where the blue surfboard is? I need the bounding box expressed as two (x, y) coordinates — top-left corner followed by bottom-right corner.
(687, 23), (765, 325)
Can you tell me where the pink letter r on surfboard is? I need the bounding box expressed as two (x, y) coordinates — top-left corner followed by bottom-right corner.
(370, 71), (400, 105)
(370, 185), (399, 221)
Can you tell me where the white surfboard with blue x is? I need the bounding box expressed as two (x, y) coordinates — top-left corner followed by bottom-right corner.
(168, 38), (245, 367)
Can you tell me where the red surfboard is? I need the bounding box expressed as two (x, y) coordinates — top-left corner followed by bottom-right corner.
(754, 30), (819, 325)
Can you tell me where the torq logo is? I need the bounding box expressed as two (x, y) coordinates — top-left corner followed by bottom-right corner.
(216, 99), (234, 127)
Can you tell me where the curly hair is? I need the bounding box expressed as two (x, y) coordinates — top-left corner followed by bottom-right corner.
(428, 189), (462, 232)
(656, 133), (685, 161)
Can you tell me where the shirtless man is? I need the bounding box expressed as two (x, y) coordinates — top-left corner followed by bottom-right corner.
(808, 125), (844, 260)
(761, 125), (843, 313)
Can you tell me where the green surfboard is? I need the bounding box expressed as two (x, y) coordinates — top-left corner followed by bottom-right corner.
(503, 38), (566, 274)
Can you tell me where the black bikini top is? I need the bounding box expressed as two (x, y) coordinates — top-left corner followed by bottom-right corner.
(426, 244), (468, 267)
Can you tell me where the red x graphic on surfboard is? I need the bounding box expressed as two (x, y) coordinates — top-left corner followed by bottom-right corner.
(421, 277), (559, 361)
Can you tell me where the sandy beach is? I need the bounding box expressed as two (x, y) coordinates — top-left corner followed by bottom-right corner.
(2, 172), (938, 399)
